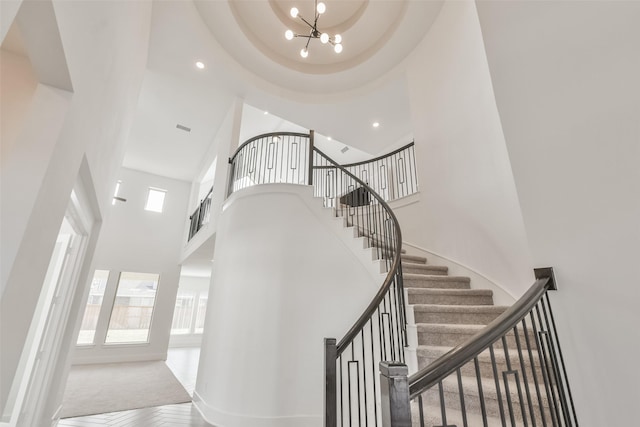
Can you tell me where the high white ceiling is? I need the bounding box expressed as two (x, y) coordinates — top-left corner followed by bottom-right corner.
(122, 0), (444, 182)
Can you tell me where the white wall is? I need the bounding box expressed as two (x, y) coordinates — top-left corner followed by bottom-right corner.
(475, 1), (640, 424)
(402, 0), (534, 297)
(0, 0), (151, 417)
(73, 168), (190, 364)
(0, 49), (37, 165)
(195, 184), (380, 427)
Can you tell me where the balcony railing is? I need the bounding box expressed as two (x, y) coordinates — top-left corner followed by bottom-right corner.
(336, 142), (418, 202)
(188, 186), (213, 241)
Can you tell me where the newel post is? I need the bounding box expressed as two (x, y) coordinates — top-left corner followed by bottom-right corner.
(308, 129), (315, 186)
(324, 337), (337, 427)
(380, 361), (411, 427)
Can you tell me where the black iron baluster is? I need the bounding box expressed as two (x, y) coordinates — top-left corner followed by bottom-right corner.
(489, 344), (508, 427)
(474, 356), (489, 427)
(456, 368), (469, 427)
(543, 293), (578, 426)
(514, 322), (538, 426)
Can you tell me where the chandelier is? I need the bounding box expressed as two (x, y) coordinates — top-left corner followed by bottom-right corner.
(284, 0), (343, 58)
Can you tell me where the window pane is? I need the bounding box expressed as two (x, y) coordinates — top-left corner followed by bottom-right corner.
(77, 270), (109, 345)
(194, 296), (208, 334)
(171, 290), (196, 335)
(144, 188), (166, 213)
(105, 272), (159, 344)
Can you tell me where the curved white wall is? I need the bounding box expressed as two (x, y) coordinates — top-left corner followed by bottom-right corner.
(402, 0), (534, 297)
(476, 1), (640, 424)
(194, 184), (379, 427)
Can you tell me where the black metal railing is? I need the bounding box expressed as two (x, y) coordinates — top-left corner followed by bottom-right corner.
(188, 186), (213, 241)
(315, 148), (406, 427)
(227, 132), (314, 197)
(338, 142), (418, 202)
(379, 267), (579, 427)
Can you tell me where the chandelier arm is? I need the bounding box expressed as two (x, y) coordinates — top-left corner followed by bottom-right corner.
(298, 15), (315, 30)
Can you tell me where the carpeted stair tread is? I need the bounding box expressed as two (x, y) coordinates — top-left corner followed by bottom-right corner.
(403, 263), (449, 275)
(412, 304), (509, 314)
(407, 288), (494, 306)
(417, 345), (543, 382)
(401, 254), (428, 264)
(404, 274), (471, 290)
(412, 304), (509, 325)
(417, 323), (535, 349)
(411, 404), (503, 427)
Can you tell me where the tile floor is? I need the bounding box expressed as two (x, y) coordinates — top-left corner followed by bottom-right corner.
(58, 347), (212, 427)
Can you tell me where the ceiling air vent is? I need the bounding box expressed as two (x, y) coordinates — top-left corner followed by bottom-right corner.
(341, 146), (349, 154)
(176, 124), (191, 132)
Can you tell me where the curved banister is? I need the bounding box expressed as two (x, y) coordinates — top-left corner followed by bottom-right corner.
(229, 131), (310, 162)
(409, 277), (550, 398)
(336, 141), (415, 168)
(402, 269), (579, 427)
(314, 141), (418, 202)
(313, 147), (404, 355)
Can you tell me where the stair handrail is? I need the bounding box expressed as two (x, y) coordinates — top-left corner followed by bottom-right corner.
(336, 141), (415, 168)
(229, 131), (311, 163)
(314, 147), (407, 427)
(403, 267), (579, 426)
(314, 147), (405, 353)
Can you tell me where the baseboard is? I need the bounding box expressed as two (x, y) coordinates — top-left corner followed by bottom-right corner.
(71, 351), (167, 365)
(193, 391), (322, 427)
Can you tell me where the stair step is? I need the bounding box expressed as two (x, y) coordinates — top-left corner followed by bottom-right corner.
(417, 345), (545, 383)
(403, 263), (448, 275)
(412, 304), (508, 325)
(417, 324), (535, 349)
(401, 254), (427, 264)
(407, 289), (494, 306)
(411, 404), (503, 427)
(416, 374), (553, 425)
(404, 274), (471, 290)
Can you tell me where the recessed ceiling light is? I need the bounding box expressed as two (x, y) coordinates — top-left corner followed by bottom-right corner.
(372, 122), (380, 128)
(264, 111), (269, 115)
(195, 61), (205, 69)
(327, 136), (332, 141)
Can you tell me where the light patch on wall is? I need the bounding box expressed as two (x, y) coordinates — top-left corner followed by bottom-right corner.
(112, 180), (122, 205)
(144, 188), (167, 213)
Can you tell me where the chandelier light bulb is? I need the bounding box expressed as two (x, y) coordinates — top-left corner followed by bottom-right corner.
(300, 48), (309, 58)
(285, 29), (294, 40)
(320, 33), (329, 44)
(334, 43), (343, 54)
(317, 2), (326, 14)
(290, 7), (299, 18)
(334, 34), (342, 44)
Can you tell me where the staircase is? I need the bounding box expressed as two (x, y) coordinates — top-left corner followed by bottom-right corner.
(402, 251), (563, 426)
(224, 131), (577, 427)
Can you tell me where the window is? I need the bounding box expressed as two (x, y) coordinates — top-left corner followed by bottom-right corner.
(105, 272), (159, 344)
(77, 270), (109, 345)
(194, 296), (208, 334)
(171, 290), (196, 335)
(170, 289), (208, 335)
(144, 188), (166, 213)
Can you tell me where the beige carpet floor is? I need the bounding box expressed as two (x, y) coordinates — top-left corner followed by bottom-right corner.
(61, 360), (191, 418)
